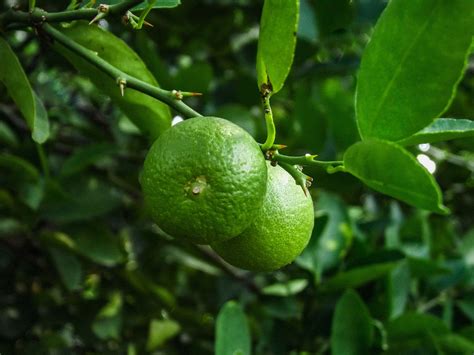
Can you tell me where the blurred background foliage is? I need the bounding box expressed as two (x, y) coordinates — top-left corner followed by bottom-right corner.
(0, 0), (473, 354)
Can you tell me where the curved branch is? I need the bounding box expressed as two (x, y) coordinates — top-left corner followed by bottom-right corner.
(41, 23), (202, 118)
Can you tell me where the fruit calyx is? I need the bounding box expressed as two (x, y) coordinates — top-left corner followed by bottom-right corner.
(185, 175), (208, 197)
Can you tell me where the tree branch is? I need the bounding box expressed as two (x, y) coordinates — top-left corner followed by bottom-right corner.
(41, 23), (202, 118)
(0, 0), (142, 29)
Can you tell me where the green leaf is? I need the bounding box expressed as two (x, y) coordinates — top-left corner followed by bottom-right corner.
(40, 177), (122, 223)
(387, 261), (410, 319)
(343, 139), (449, 214)
(60, 143), (115, 177)
(56, 22), (171, 140)
(436, 334), (474, 353)
(215, 301), (251, 355)
(297, 192), (353, 277)
(146, 319), (180, 351)
(257, 0), (299, 94)
(0, 121), (19, 148)
(100, 0), (180, 10)
(298, 0), (317, 42)
(173, 62), (213, 94)
(321, 262), (398, 292)
(92, 292), (123, 340)
(0, 218), (23, 238)
(319, 78), (360, 152)
(356, 0), (474, 141)
(387, 313), (449, 351)
(459, 229), (474, 267)
(262, 279), (308, 297)
(68, 224), (125, 266)
(31, 94), (49, 144)
(0, 37), (49, 143)
(398, 118), (474, 146)
(0, 153), (40, 182)
(48, 247), (83, 291)
(457, 299), (474, 321)
(331, 289), (373, 355)
(406, 257), (451, 278)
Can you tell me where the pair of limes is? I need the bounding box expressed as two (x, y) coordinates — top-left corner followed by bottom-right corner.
(141, 117), (314, 271)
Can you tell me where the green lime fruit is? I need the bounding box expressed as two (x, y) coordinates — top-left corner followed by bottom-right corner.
(211, 162), (314, 271)
(141, 116), (267, 245)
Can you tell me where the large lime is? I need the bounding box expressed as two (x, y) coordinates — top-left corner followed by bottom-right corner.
(141, 116), (267, 244)
(212, 162), (314, 271)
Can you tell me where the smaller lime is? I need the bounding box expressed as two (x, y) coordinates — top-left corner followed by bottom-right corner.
(212, 162), (314, 271)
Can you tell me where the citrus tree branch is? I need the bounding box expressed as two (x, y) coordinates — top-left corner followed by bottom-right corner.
(41, 23), (202, 119)
(278, 161), (312, 196)
(0, 0), (142, 29)
(271, 151), (343, 168)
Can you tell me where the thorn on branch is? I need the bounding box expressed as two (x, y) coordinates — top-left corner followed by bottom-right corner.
(273, 144), (287, 150)
(89, 4), (109, 25)
(172, 90), (183, 100)
(117, 78), (127, 96)
(278, 161), (312, 197)
(171, 90), (203, 100)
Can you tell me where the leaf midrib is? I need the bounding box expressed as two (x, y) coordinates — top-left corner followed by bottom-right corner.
(366, 1), (441, 137)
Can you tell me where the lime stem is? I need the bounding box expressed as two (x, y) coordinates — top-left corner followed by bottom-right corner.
(272, 151), (343, 168)
(260, 93), (276, 151)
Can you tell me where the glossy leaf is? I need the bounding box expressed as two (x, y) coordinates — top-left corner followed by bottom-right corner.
(57, 22), (171, 140)
(321, 262), (398, 292)
(257, 0), (299, 94)
(0, 154), (40, 182)
(343, 140), (448, 213)
(457, 299), (474, 321)
(398, 118), (474, 146)
(0, 37), (49, 143)
(356, 0), (474, 141)
(48, 247), (83, 291)
(387, 261), (410, 319)
(407, 257), (451, 278)
(92, 292), (123, 340)
(262, 279), (308, 297)
(435, 334), (474, 353)
(319, 78), (360, 152)
(331, 289), (373, 355)
(386, 313), (449, 352)
(132, 0), (181, 10)
(0, 121), (19, 148)
(297, 192), (352, 277)
(40, 177), (122, 223)
(215, 301), (250, 355)
(31, 94), (49, 144)
(60, 143), (115, 177)
(298, 0), (317, 42)
(68, 224), (125, 266)
(146, 319), (180, 351)
(100, 0), (180, 10)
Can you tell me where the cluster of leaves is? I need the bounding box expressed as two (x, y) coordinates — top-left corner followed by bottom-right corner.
(0, 0), (473, 354)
